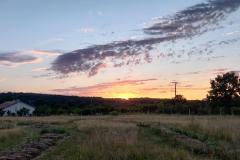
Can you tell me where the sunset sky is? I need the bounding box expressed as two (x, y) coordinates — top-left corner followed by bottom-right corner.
(0, 0), (240, 99)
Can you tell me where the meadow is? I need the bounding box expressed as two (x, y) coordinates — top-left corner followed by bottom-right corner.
(0, 114), (240, 160)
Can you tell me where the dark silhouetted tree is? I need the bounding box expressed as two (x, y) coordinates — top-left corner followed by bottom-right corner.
(207, 72), (240, 112)
(174, 95), (187, 103)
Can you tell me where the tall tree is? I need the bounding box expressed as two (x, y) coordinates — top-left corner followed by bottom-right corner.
(207, 72), (240, 111)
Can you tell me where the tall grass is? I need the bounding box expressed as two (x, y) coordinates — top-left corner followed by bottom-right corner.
(1, 115), (239, 160)
(0, 127), (25, 151)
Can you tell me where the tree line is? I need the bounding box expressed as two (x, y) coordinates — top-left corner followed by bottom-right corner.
(0, 72), (239, 116)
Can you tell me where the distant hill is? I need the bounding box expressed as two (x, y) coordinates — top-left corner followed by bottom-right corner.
(0, 92), (176, 107)
(0, 92), (206, 115)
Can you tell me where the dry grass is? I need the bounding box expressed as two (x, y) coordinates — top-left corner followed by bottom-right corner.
(0, 116), (81, 124)
(0, 127), (26, 151)
(1, 114), (240, 160)
(40, 119), (206, 160)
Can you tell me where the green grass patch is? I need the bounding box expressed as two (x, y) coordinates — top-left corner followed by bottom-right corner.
(17, 121), (36, 126)
(40, 126), (68, 135)
(39, 127), (206, 160)
(0, 127), (40, 151)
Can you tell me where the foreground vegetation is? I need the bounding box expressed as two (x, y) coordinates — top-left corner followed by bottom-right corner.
(1, 72), (239, 116)
(0, 115), (240, 160)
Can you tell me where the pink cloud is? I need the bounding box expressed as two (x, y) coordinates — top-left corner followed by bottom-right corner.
(52, 78), (157, 96)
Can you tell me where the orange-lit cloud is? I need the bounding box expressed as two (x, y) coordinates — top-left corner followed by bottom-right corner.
(51, 78), (210, 100)
(51, 78), (157, 97)
(30, 50), (61, 57)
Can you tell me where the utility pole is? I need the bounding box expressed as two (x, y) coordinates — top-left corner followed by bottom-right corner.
(171, 81), (178, 98)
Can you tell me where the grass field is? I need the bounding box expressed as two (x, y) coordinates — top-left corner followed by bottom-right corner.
(0, 115), (240, 160)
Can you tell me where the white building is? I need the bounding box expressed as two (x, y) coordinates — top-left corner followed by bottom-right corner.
(0, 100), (35, 116)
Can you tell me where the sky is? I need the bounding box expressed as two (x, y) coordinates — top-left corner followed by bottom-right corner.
(0, 0), (240, 100)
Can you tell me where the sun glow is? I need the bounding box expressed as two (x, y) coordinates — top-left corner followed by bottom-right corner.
(111, 93), (136, 100)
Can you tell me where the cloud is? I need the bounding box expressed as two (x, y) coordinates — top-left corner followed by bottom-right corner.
(97, 11), (103, 16)
(212, 68), (229, 72)
(143, 0), (240, 36)
(176, 68), (231, 76)
(79, 27), (95, 33)
(0, 49), (61, 67)
(52, 78), (157, 95)
(88, 63), (107, 77)
(224, 30), (240, 36)
(30, 50), (62, 57)
(140, 85), (209, 92)
(204, 55), (225, 61)
(211, 68), (229, 74)
(51, 0), (240, 77)
(32, 67), (48, 72)
(0, 52), (41, 67)
(176, 71), (201, 76)
(50, 35), (180, 76)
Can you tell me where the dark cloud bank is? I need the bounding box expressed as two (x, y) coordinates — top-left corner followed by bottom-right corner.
(51, 0), (240, 77)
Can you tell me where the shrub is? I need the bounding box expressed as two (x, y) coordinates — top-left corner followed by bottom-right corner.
(53, 127), (67, 134)
(109, 111), (119, 116)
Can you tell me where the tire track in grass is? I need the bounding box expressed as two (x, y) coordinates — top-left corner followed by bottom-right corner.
(0, 127), (68, 160)
(137, 122), (231, 160)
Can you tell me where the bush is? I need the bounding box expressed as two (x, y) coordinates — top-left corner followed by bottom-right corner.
(53, 127), (67, 134)
(40, 128), (50, 134)
(109, 111), (119, 116)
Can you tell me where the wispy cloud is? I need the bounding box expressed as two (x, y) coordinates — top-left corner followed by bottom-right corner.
(224, 30), (240, 36)
(78, 27), (96, 33)
(32, 67), (48, 72)
(30, 50), (62, 57)
(176, 71), (201, 76)
(52, 78), (157, 96)
(51, 0), (240, 77)
(175, 67), (237, 77)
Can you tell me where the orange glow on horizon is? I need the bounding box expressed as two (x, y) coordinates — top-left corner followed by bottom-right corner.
(100, 89), (208, 100)
(110, 92), (137, 100)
